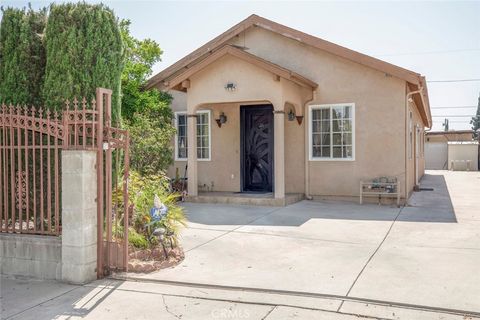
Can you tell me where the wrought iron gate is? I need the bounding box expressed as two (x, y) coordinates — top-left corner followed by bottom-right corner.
(0, 88), (130, 278)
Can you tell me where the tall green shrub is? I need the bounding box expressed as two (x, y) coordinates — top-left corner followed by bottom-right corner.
(42, 3), (123, 123)
(0, 6), (46, 106)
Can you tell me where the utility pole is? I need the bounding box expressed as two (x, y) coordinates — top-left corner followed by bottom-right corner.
(442, 118), (449, 131)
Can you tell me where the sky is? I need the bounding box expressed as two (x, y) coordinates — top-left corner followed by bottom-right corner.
(2, 0), (480, 131)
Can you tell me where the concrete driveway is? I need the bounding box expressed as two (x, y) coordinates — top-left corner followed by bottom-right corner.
(133, 170), (480, 316)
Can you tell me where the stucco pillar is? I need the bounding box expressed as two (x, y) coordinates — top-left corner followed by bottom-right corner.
(61, 150), (97, 284)
(274, 111), (285, 199)
(187, 114), (198, 196)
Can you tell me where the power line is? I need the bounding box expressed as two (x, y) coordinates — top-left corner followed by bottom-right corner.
(432, 120), (471, 123)
(431, 105), (477, 109)
(375, 48), (480, 57)
(427, 78), (480, 83)
(432, 115), (474, 117)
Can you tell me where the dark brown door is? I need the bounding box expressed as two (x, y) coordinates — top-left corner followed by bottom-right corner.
(241, 105), (274, 192)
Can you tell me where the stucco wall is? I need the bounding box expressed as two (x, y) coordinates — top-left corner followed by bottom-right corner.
(169, 102), (242, 192)
(232, 27), (409, 198)
(406, 101), (426, 194)
(163, 26), (429, 199)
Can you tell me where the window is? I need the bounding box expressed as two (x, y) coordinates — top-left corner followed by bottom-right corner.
(175, 113), (187, 160)
(309, 104), (354, 160)
(175, 111), (211, 161)
(196, 111), (211, 160)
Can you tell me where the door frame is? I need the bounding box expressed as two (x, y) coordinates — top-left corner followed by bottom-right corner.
(240, 104), (275, 192)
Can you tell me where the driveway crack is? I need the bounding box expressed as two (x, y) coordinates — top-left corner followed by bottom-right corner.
(261, 306), (277, 319)
(162, 294), (182, 319)
(337, 206), (405, 312)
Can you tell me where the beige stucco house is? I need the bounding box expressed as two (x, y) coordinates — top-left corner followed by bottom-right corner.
(147, 14), (432, 205)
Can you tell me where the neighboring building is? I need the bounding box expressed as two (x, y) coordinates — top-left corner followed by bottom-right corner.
(425, 130), (478, 170)
(147, 14), (431, 204)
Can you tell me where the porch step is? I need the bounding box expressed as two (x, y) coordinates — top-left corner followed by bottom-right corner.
(186, 192), (304, 207)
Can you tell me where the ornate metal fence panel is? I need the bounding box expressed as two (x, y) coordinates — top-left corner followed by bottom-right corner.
(0, 88), (130, 276)
(0, 106), (64, 235)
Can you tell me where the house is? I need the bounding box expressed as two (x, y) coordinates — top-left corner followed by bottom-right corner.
(425, 130), (478, 170)
(147, 14), (431, 205)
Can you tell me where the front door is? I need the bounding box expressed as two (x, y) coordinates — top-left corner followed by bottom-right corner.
(240, 105), (274, 192)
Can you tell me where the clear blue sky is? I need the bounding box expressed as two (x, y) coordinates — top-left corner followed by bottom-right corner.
(3, 1), (480, 130)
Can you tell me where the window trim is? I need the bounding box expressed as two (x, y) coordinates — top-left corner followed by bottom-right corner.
(308, 103), (356, 161)
(196, 110), (212, 161)
(174, 110), (212, 162)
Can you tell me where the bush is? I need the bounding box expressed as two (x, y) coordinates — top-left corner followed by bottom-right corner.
(118, 171), (186, 249)
(0, 6), (47, 105)
(126, 106), (176, 175)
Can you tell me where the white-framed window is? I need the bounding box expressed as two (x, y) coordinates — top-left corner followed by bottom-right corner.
(196, 111), (211, 160)
(309, 103), (355, 161)
(175, 112), (188, 160)
(174, 110), (211, 161)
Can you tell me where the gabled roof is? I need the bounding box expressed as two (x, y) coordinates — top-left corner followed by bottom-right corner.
(167, 45), (318, 92)
(148, 14), (431, 126)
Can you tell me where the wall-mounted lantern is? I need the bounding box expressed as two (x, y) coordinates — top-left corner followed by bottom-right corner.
(288, 109), (296, 121)
(215, 112), (227, 128)
(225, 82), (236, 91)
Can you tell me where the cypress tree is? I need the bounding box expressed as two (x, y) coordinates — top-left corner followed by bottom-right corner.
(42, 3), (123, 123)
(0, 6), (46, 106)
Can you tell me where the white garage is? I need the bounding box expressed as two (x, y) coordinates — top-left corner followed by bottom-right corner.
(425, 142), (448, 169)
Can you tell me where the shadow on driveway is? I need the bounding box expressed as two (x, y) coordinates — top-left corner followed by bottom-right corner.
(185, 174), (456, 226)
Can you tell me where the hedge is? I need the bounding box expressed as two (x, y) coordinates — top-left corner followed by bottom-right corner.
(0, 6), (47, 106)
(42, 3), (123, 122)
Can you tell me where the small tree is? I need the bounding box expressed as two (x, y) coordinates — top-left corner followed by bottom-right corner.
(471, 93), (480, 139)
(120, 19), (175, 174)
(0, 6), (46, 105)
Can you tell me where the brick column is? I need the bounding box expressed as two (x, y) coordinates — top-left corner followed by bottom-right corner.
(61, 150), (97, 284)
(274, 110), (285, 199)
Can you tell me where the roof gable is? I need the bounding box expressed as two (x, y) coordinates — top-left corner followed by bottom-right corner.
(148, 14), (431, 127)
(167, 45), (318, 92)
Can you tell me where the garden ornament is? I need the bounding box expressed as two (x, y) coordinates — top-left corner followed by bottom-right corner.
(149, 194), (168, 222)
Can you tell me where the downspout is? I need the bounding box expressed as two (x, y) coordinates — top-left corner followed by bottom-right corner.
(304, 90), (317, 200)
(405, 85), (423, 204)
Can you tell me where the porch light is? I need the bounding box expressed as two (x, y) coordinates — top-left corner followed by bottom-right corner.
(288, 109), (296, 121)
(225, 82), (237, 91)
(215, 112), (228, 128)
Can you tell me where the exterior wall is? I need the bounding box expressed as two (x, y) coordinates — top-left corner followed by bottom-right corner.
(425, 142), (448, 169)
(448, 143), (479, 171)
(231, 27), (409, 199)
(406, 100), (426, 193)
(284, 105), (305, 193)
(169, 103), (242, 192)
(0, 234), (62, 280)
(163, 26), (431, 199)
